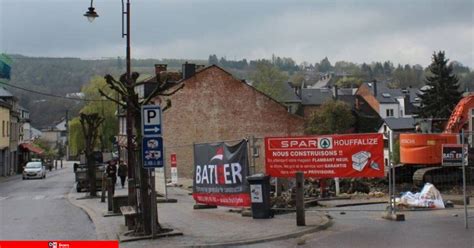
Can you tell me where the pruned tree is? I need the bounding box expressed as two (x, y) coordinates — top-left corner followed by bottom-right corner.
(79, 113), (104, 197)
(100, 71), (184, 235)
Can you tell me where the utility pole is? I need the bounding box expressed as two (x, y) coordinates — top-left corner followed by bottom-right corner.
(65, 110), (69, 161)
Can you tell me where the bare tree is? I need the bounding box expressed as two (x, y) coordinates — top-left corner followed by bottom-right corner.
(101, 71), (183, 235)
(79, 113), (104, 197)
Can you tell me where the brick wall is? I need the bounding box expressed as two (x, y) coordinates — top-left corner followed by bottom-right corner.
(162, 66), (304, 179)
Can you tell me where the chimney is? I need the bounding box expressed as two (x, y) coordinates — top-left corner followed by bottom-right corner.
(334, 85), (339, 100)
(182, 62), (196, 80)
(372, 79), (377, 97)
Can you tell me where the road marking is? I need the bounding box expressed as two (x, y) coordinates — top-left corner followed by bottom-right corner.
(33, 195), (46, 200)
(0, 196), (9, 201)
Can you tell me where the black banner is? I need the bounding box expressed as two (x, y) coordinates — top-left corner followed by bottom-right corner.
(193, 140), (250, 207)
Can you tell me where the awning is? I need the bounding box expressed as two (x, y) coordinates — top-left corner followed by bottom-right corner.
(19, 143), (44, 155)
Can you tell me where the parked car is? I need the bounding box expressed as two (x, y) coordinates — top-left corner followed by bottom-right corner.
(22, 161), (46, 180)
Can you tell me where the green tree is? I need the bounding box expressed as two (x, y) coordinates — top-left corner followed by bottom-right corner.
(335, 77), (363, 88)
(208, 54), (219, 65)
(360, 63), (373, 80)
(334, 61), (361, 75)
(383, 61), (394, 76)
(81, 76), (118, 151)
(69, 118), (84, 157)
(290, 71), (305, 88)
(318, 57), (333, 73)
(416, 51), (461, 119)
(250, 62), (289, 102)
(305, 100), (355, 135)
(68, 76), (118, 155)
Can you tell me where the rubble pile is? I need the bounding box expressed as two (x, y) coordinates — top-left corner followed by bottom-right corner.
(270, 178), (390, 208)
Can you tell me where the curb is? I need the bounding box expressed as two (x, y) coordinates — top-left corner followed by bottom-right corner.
(66, 186), (114, 240)
(67, 184), (334, 247)
(189, 216), (333, 247)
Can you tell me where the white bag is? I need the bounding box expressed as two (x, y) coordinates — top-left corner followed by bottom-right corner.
(398, 183), (445, 209)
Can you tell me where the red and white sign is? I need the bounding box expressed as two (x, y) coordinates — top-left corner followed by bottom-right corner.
(265, 133), (384, 178)
(171, 153), (177, 167)
(170, 153), (178, 184)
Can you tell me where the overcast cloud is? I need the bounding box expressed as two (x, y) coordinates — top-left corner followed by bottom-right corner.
(1, 0), (472, 67)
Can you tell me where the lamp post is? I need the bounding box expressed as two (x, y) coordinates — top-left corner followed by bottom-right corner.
(84, 0), (136, 210)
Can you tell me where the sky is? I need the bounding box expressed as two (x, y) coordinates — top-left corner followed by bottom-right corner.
(0, 0), (473, 67)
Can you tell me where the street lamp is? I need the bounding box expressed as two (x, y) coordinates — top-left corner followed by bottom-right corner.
(84, 0), (135, 211)
(83, 0), (98, 22)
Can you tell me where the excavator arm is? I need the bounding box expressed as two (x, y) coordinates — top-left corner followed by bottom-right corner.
(443, 94), (474, 133)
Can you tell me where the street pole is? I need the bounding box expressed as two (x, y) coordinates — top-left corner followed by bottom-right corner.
(65, 110), (69, 161)
(124, 0), (136, 209)
(461, 130), (468, 229)
(390, 130), (396, 215)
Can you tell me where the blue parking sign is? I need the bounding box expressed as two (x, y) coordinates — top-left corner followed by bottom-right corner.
(142, 105), (162, 136)
(142, 136), (164, 168)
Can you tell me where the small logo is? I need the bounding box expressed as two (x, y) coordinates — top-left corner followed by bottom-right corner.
(319, 138), (332, 149)
(48, 242), (57, 248)
(210, 147), (224, 162)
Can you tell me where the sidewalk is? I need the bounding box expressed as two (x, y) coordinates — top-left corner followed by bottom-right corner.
(68, 183), (331, 247)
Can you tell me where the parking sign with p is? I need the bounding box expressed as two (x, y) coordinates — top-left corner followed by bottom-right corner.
(142, 105), (162, 136)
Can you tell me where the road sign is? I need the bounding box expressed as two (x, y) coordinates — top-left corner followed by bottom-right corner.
(170, 153), (178, 184)
(142, 136), (164, 168)
(442, 144), (464, 166)
(141, 105), (162, 136)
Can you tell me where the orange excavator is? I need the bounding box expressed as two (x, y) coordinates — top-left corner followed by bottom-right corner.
(399, 94), (474, 186)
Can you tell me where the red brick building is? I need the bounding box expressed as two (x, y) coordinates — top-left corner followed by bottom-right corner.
(162, 65), (304, 178)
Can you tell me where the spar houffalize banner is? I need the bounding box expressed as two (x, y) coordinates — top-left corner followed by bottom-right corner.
(193, 140), (251, 207)
(265, 133), (384, 178)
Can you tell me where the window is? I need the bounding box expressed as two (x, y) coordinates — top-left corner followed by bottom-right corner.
(386, 109), (394, 117)
(2, 121), (4, 137)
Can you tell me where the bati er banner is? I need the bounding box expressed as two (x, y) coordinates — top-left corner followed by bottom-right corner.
(193, 140), (251, 207)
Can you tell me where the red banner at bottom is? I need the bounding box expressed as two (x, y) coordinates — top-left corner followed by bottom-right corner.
(193, 193), (251, 207)
(0, 241), (118, 248)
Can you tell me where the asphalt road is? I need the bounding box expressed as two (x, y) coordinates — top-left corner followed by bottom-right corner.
(245, 204), (474, 248)
(0, 163), (96, 240)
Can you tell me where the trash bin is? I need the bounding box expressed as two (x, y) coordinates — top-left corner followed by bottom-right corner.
(247, 174), (273, 219)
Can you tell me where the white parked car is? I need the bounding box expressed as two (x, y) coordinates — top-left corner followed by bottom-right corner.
(22, 161), (46, 180)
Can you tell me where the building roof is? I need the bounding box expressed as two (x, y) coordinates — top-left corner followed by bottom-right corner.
(337, 95), (356, 107)
(361, 81), (422, 116)
(282, 82), (302, 102)
(0, 87), (13, 97)
(31, 127), (42, 138)
(382, 117), (416, 130)
(301, 88), (333, 105)
(19, 143), (44, 155)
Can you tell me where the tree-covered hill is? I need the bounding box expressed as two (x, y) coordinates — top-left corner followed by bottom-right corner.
(2, 54), (472, 129)
(4, 55), (205, 128)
